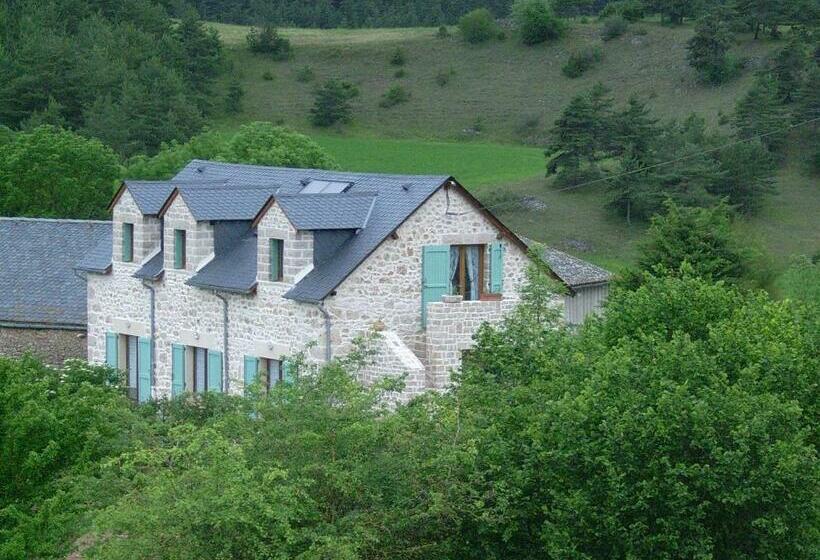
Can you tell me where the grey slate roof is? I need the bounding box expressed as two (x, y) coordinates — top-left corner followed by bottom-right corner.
(176, 185), (278, 221)
(173, 160), (451, 302)
(276, 192), (377, 230)
(1, 218), (111, 328)
(123, 180), (227, 215)
(540, 246), (612, 288)
(134, 250), (164, 280)
(187, 222), (257, 293)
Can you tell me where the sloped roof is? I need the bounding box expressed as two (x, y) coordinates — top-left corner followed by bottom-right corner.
(187, 222), (257, 293)
(173, 185), (278, 221)
(541, 247), (612, 288)
(1, 218), (111, 328)
(118, 179), (227, 215)
(276, 192), (377, 230)
(173, 160), (452, 302)
(134, 250), (164, 280)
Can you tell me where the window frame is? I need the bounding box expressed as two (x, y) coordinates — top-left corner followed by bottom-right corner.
(174, 229), (186, 270)
(450, 244), (487, 301)
(122, 223), (134, 263)
(270, 238), (284, 282)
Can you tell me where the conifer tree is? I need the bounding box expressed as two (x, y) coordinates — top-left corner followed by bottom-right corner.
(687, 11), (735, 84)
(733, 74), (791, 152)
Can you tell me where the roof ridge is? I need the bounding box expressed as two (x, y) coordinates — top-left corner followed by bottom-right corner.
(187, 159), (451, 180)
(0, 217), (112, 224)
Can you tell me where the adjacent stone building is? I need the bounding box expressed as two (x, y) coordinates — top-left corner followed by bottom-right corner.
(74, 160), (610, 402)
(0, 218), (110, 364)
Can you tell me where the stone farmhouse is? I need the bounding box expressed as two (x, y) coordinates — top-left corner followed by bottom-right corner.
(0, 160), (610, 401)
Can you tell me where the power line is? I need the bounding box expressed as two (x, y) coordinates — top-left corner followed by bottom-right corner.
(469, 116), (819, 215)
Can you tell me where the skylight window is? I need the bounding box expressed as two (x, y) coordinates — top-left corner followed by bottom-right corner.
(300, 180), (352, 194)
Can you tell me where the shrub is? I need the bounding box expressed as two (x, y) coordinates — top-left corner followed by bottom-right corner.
(224, 81), (244, 114)
(436, 25), (449, 38)
(389, 47), (406, 66)
(601, 16), (628, 40)
(435, 68), (455, 86)
(458, 8), (497, 44)
(687, 11), (738, 85)
(562, 47), (603, 78)
(310, 79), (359, 127)
(512, 0), (566, 45)
(394, 68), (406, 78)
(599, 0), (645, 22)
(261, 70), (274, 81)
(246, 25), (292, 60)
(295, 65), (315, 83)
(379, 84), (411, 108)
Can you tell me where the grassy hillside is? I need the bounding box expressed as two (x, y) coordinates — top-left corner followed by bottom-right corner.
(209, 21), (817, 274)
(214, 21), (772, 143)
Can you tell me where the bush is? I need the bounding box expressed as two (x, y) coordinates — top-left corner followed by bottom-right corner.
(599, 0), (645, 22)
(512, 0), (566, 45)
(562, 47), (603, 78)
(435, 68), (455, 86)
(246, 25), (292, 60)
(776, 255), (820, 304)
(601, 16), (628, 40)
(379, 84), (411, 108)
(437, 25), (449, 38)
(394, 68), (406, 78)
(309, 79), (359, 127)
(389, 47), (406, 66)
(295, 65), (314, 83)
(225, 122), (338, 168)
(261, 70), (274, 81)
(458, 8), (497, 44)
(224, 81), (244, 114)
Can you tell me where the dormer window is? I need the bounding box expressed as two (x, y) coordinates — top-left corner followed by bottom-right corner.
(174, 229), (186, 269)
(270, 238), (283, 281)
(300, 180), (352, 194)
(122, 223), (134, 263)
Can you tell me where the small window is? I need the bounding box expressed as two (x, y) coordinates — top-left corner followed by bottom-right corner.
(450, 245), (485, 301)
(174, 229), (186, 269)
(122, 223), (134, 262)
(270, 238), (283, 281)
(264, 358), (283, 391)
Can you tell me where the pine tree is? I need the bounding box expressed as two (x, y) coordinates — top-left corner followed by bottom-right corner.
(309, 79), (359, 127)
(733, 74), (791, 152)
(687, 11), (735, 84)
(771, 38), (809, 103)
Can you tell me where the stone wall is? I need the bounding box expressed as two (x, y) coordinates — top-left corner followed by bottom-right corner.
(113, 191), (161, 263)
(88, 183), (543, 401)
(0, 326), (87, 365)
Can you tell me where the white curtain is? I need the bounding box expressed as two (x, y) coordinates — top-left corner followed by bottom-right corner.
(466, 246), (480, 300)
(449, 246), (460, 294)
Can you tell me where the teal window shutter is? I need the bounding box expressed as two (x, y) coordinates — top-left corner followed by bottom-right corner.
(243, 355), (259, 392)
(270, 239), (282, 281)
(282, 360), (294, 384)
(137, 337), (152, 403)
(174, 229), (186, 269)
(122, 223), (133, 262)
(105, 332), (118, 368)
(421, 244), (450, 327)
(207, 350), (223, 392)
(171, 344), (185, 397)
(490, 242), (505, 293)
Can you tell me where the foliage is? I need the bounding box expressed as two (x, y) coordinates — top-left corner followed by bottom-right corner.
(437, 24), (450, 38)
(435, 68), (456, 86)
(776, 255), (820, 304)
(458, 8), (498, 44)
(512, 0), (566, 45)
(295, 65), (315, 83)
(379, 84), (412, 108)
(125, 125), (337, 179)
(620, 202), (755, 288)
(309, 79), (360, 127)
(0, 0), (220, 156)
(2, 268), (818, 558)
(599, 0), (646, 21)
(771, 37), (810, 103)
(562, 46), (602, 78)
(225, 80), (245, 113)
(687, 10), (738, 84)
(601, 15), (629, 40)
(713, 139), (776, 213)
(646, 0), (700, 24)
(0, 126), (121, 219)
(389, 46), (406, 66)
(246, 25), (292, 59)
(733, 73), (791, 152)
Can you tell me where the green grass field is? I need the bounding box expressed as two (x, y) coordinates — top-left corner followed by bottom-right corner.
(208, 21), (817, 275)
